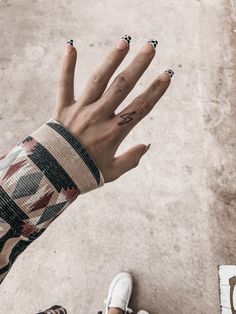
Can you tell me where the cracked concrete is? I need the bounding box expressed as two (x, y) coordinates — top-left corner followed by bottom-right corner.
(0, 0), (235, 313)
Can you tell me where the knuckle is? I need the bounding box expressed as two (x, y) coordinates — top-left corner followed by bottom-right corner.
(135, 56), (146, 65)
(89, 113), (98, 124)
(90, 72), (105, 85)
(58, 78), (69, 88)
(107, 56), (113, 65)
(114, 74), (131, 93)
(87, 107), (100, 125)
(108, 124), (118, 139)
(134, 96), (150, 116)
(101, 122), (118, 142)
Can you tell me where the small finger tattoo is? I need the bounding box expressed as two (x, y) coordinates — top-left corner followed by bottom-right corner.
(117, 111), (136, 125)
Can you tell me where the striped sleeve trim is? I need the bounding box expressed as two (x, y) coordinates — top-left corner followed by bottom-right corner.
(30, 118), (105, 193)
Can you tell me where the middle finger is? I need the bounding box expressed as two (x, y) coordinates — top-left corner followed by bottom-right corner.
(99, 39), (158, 115)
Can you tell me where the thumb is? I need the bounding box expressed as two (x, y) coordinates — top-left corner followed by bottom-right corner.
(113, 143), (151, 179)
(56, 39), (77, 108)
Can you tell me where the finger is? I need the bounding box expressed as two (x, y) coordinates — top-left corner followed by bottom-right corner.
(112, 143), (150, 179)
(78, 35), (131, 106)
(99, 39), (158, 115)
(56, 40), (77, 108)
(113, 70), (174, 140)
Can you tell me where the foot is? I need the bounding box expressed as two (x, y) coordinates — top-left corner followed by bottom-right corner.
(104, 272), (133, 314)
(108, 308), (124, 314)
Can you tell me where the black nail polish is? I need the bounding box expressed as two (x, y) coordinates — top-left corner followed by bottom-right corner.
(143, 143), (151, 155)
(67, 39), (74, 46)
(122, 34), (132, 45)
(147, 39), (158, 48)
(165, 69), (174, 78)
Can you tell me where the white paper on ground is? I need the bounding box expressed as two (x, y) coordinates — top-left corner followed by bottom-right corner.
(219, 265), (236, 314)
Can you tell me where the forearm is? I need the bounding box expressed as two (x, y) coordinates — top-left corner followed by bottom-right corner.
(0, 118), (104, 283)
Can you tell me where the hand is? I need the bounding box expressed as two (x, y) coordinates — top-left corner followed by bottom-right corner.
(52, 36), (174, 183)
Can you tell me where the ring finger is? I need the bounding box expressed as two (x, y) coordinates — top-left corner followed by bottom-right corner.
(113, 70), (174, 142)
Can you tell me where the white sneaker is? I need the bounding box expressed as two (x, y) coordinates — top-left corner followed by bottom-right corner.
(104, 272), (133, 314)
(137, 311), (150, 314)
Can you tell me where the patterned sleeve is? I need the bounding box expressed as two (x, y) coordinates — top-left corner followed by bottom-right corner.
(0, 118), (104, 284)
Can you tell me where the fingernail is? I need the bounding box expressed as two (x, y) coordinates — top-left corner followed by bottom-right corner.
(116, 34), (132, 50)
(67, 39), (74, 46)
(165, 69), (174, 78)
(142, 39), (158, 54)
(143, 143), (151, 155)
(65, 39), (74, 54)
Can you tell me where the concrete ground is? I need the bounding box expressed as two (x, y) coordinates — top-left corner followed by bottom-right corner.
(0, 0), (236, 313)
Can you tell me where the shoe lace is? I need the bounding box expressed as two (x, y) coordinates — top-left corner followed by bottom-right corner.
(103, 299), (133, 314)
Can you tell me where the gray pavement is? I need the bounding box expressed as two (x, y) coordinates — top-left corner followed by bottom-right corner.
(0, 0), (235, 313)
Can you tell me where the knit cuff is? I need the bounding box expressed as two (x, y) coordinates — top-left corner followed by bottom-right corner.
(0, 118), (104, 237)
(30, 118), (105, 193)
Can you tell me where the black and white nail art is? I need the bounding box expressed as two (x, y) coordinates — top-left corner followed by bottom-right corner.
(147, 39), (158, 48)
(165, 69), (174, 78)
(67, 39), (74, 46)
(122, 34), (132, 45)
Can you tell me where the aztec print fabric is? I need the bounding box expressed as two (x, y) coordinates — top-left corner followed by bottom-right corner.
(35, 305), (103, 313)
(0, 118), (104, 284)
